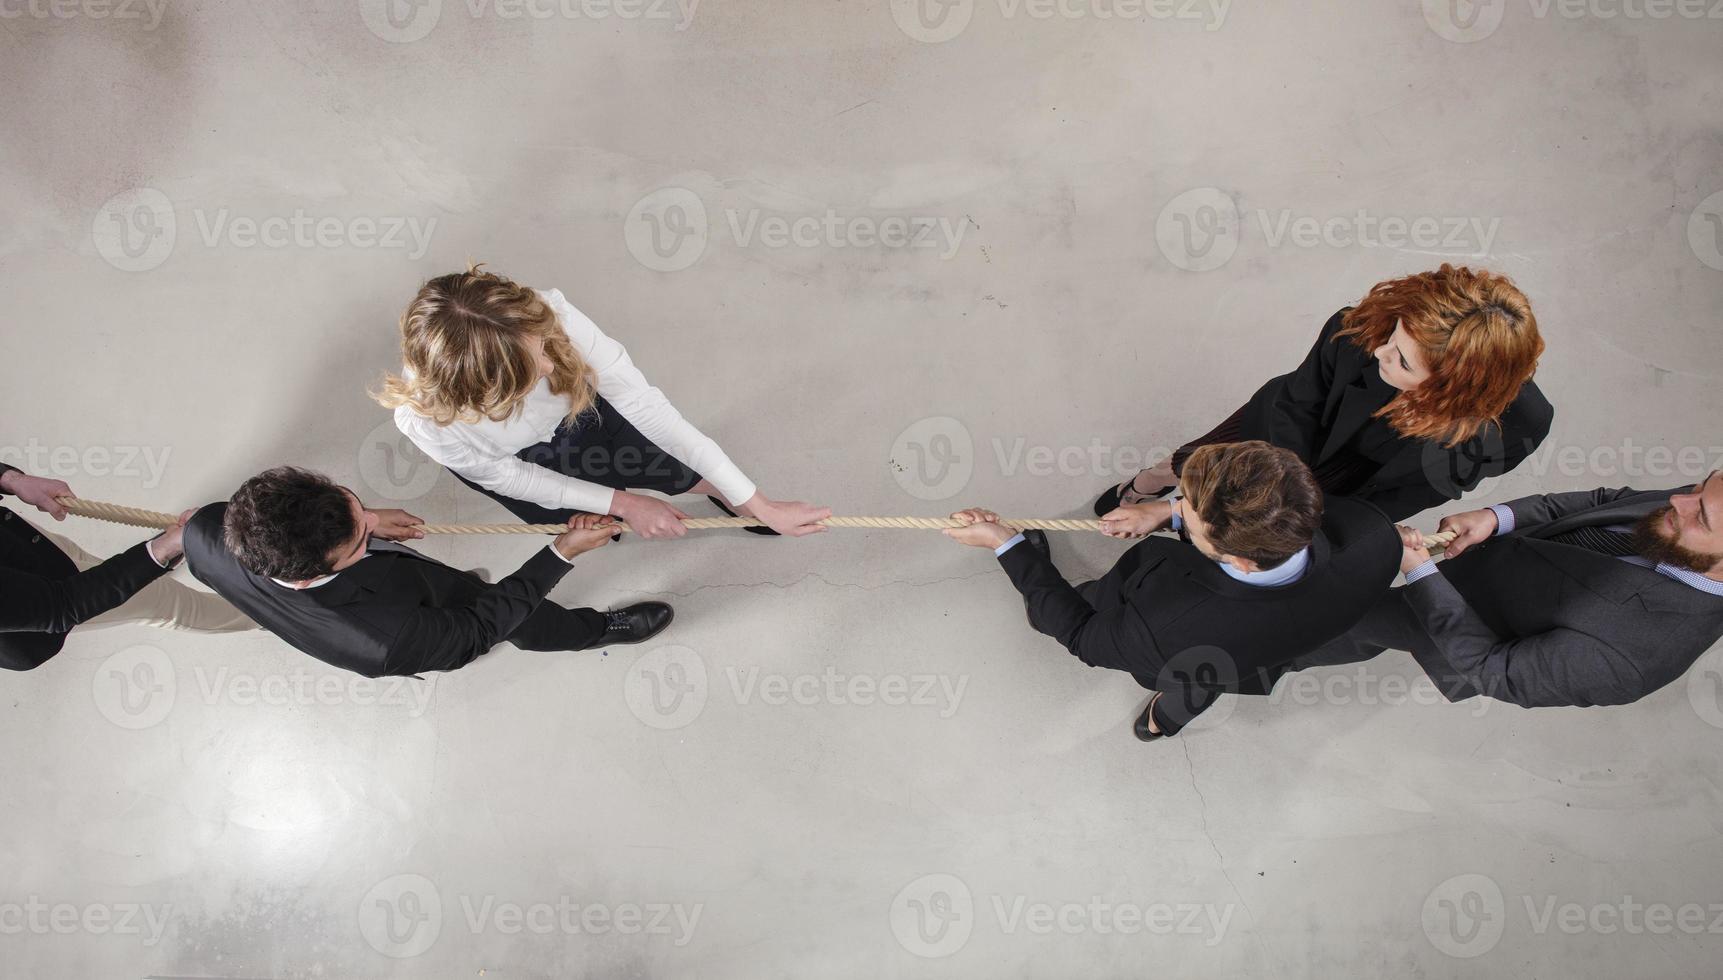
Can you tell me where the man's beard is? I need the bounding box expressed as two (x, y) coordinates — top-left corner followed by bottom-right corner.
(1630, 506), (1723, 574)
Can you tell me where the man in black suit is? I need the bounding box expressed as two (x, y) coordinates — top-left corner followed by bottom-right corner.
(2, 462), (252, 671)
(184, 466), (673, 678)
(1301, 475), (1723, 707)
(948, 441), (1402, 740)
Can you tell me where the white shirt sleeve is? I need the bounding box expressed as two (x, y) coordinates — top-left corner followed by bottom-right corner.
(542, 289), (758, 507)
(394, 406), (618, 515)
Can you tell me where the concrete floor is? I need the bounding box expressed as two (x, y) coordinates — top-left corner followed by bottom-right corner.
(3, 1), (1722, 977)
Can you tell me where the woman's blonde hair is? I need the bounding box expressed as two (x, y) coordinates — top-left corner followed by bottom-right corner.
(374, 263), (596, 425)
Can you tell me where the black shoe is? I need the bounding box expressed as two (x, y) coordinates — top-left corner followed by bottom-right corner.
(1133, 693), (1166, 742)
(707, 496), (778, 536)
(1092, 476), (1175, 517)
(597, 602), (674, 646)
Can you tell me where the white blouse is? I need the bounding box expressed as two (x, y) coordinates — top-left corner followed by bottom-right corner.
(393, 288), (757, 515)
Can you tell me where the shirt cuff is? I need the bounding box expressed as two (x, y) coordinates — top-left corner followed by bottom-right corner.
(144, 537), (173, 569)
(1488, 503), (1516, 536)
(1169, 496), (1184, 533)
(547, 542), (578, 566)
(994, 533), (1026, 556)
(1403, 558), (1440, 584)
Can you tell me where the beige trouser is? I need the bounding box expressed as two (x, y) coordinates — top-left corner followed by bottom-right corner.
(37, 524), (256, 633)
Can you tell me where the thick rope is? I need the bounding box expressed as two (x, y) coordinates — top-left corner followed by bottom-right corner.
(54, 495), (1461, 549)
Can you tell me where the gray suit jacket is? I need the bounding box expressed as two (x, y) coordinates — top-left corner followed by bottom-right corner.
(1406, 485), (1723, 707)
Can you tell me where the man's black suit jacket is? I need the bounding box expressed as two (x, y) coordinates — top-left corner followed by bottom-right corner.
(183, 502), (580, 678)
(998, 494), (1401, 695)
(1, 505), (167, 670)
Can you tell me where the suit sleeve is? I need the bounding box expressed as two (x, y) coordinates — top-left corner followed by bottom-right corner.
(1497, 485), (1656, 530)
(382, 547), (576, 675)
(1401, 570), (1646, 707)
(1359, 389), (1554, 523)
(0, 541), (167, 634)
(1253, 309), (1347, 463)
(996, 543), (1163, 675)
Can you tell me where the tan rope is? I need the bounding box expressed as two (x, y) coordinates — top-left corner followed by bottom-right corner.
(54, 495), (1461, 549)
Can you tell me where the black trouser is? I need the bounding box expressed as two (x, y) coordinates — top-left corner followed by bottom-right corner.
(1287, 589), (1481, 701)
(454, 395), (703, 524)
(506, 602), (609, 653)
(387, 551), (607, 666)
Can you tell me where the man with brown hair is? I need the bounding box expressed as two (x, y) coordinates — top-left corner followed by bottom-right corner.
(947, 441), (1401, 740)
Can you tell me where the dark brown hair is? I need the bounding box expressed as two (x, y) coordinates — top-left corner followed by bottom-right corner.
(224, 467), (356, 580)
(1180, 441), (1323, 567)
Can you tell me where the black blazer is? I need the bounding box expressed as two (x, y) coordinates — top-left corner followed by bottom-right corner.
(183, 503), (575, 678)
(0, 505), (168, 671)
(1404, 485), (1723, 707)
(1237, 309), (1553, 521)
(998, 494), (1401, 695)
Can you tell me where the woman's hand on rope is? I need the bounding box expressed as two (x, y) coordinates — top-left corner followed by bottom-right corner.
(553, 513), (618, 560)
(741, 493), (832, 537)
(1099, 500), (1174, 539)
(610, 492), (690, 539)
(0, 470), (73, 520)
(944, 508), (1015, 549)
(369, 508), (427, 541)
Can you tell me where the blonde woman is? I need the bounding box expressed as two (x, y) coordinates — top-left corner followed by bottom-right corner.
(377, 266), (830, 538)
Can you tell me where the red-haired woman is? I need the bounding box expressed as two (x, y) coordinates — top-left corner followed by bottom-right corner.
(1095, 265), (1552, 523)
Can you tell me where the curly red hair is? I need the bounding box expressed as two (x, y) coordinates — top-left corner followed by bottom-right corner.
(1333, 264), (1543, 446)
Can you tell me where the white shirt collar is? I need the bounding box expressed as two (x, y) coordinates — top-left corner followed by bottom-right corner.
(1220, 546), (1311, 587)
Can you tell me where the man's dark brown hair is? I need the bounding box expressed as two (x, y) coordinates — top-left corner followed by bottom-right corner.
(223, 466), (357, 580)
(1179, 441), (1324, 567)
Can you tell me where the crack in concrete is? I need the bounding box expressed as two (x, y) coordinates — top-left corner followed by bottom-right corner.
(1182, 738), (1262, 942)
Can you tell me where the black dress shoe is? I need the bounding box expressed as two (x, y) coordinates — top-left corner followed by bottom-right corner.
(596, 602), (674, 646)
(707, 496), (778, 536)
